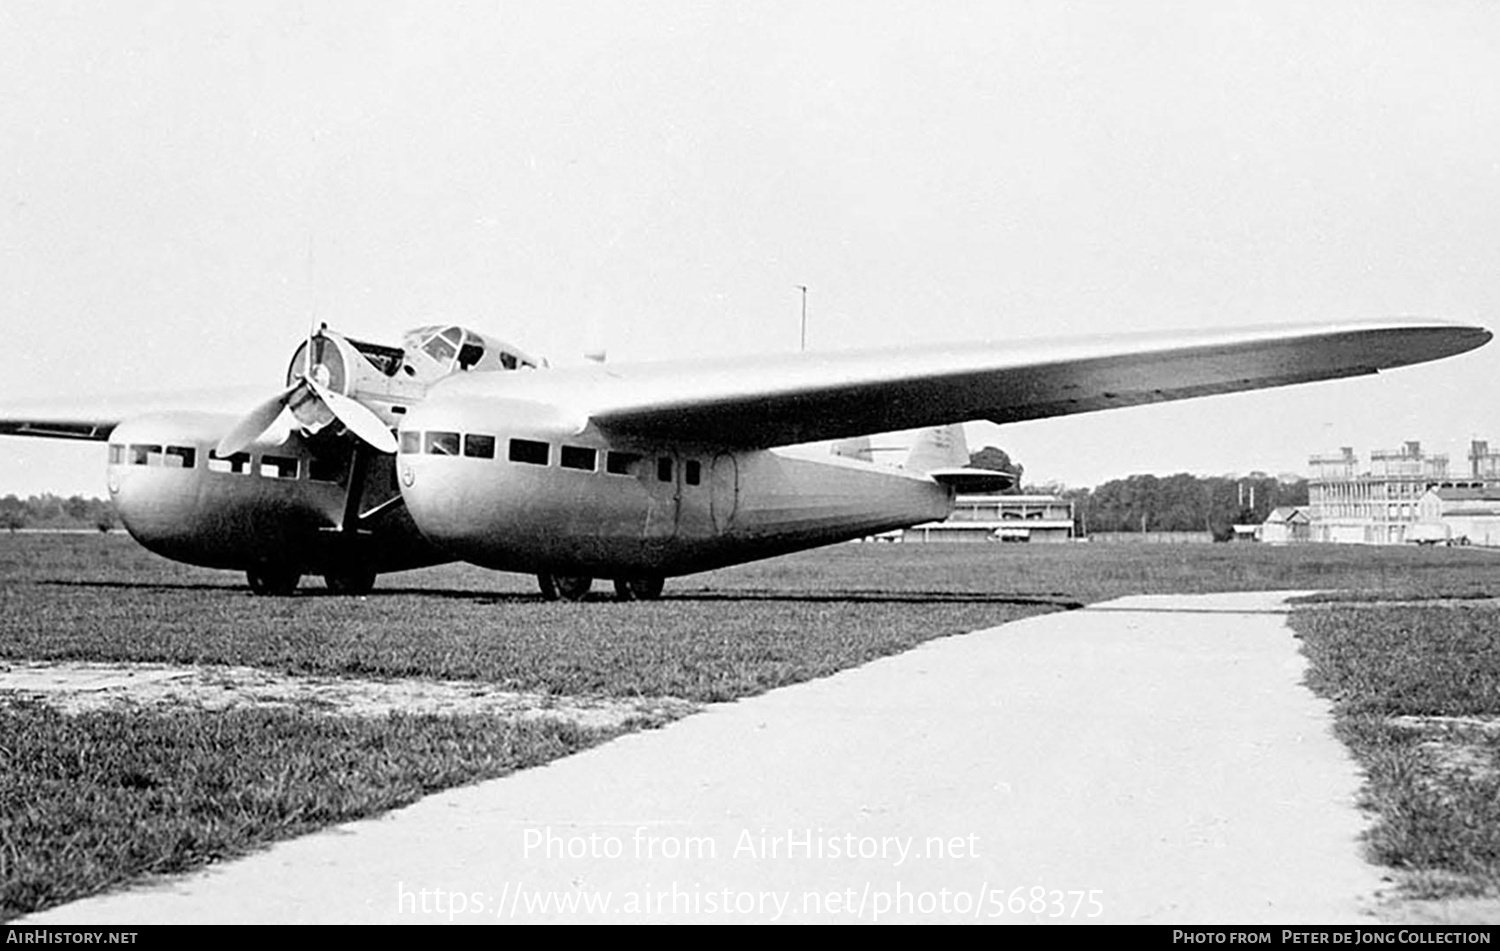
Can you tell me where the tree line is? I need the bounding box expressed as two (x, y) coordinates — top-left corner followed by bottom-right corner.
(0, 494), (116, 532)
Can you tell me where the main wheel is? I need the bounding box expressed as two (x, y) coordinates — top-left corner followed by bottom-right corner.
(613, 576), (665, 601)
(553, 575), (593, 601)
(325, 567), (376, 595)
(539, 573), (593, 602)
(247, 566), (301, 596)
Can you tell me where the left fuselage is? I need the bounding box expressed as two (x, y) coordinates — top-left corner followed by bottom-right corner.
(105, 412), (446, 575)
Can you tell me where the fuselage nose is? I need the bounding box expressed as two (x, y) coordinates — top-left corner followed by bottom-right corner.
(397, 389), (622, 572)
(106, 412), (339, 569)
(396, 394), (537, 559)
(107, 414), (225, 549)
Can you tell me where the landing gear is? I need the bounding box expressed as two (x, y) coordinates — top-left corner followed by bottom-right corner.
(247, 566), (301, 596)
(325, 567), (377, 595)
(538, 573), (593, 602)
(613, 576), (665, 601)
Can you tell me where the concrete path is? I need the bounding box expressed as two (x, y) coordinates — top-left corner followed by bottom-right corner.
(27, 591), (1386, 924)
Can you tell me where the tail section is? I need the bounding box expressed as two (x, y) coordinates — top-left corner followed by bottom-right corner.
(831, 435), (874, 462)
(903, 424), (970, 475)
(906, 424), (1017, 493)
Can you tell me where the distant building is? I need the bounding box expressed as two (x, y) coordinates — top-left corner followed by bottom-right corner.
(1307, 440), (1499, 544)
(1415, 486), (1500, 547)
(902, 494), (1074, 543)
(1257, 506), (1311, 544)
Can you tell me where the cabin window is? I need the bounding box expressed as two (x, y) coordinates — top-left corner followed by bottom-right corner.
(399, 432), (421, 454)
(425, 431), (460, 456)
(108, 444), (124, 465)
(606, 451), (640, 476)
(560, 446), (597, 471)
(208, 450), (251, 474)
(684, 459), (701, 486)
(260, 455), (299, 479)
(657, 457), (673, 482)
(509, 439), (549, 466)
(463, 434), (496, 459)
(499, 352), (518, 370)
(164, 446), (196, 469)
(129, 444), (162, 466)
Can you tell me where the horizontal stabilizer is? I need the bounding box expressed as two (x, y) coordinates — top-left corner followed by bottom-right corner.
(926, 467), (1017, 493)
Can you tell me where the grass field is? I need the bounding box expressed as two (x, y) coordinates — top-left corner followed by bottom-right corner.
(3, 533), (1500, 918)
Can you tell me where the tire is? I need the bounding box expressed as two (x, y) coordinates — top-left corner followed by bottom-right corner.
(552, 575), (593, 601)
(538, 573), (559, 601)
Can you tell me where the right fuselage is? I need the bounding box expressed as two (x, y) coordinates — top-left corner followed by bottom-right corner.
(396, 394), (954, 579)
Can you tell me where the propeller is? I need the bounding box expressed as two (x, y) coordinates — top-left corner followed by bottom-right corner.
(216, 332), (399, 458)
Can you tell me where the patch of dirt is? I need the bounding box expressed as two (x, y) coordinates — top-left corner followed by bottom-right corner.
(1388, 715), (1500, 787)
(0, 660), (697, 730)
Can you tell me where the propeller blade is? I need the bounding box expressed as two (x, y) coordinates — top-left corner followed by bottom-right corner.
(216, 385), (299, 457)
(309, 379), (398, 454)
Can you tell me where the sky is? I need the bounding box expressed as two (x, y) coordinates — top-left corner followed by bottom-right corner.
(2, 1), (1497, 497)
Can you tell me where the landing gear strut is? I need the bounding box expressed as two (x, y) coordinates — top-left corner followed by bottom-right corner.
(613, 577), (665, 601)
(247, 566), (301, 596)
(538, 573), (593, 602)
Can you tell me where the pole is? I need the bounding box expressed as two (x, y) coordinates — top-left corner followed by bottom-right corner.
(795, 285), (808, 352)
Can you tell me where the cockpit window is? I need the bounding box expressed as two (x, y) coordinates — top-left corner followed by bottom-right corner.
(402, 324), (540, 375)
(423, 333), (457, 365)
(457, 342), (485, 370)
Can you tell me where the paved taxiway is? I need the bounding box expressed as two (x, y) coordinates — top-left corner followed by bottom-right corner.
(27, 591), (1385, 924)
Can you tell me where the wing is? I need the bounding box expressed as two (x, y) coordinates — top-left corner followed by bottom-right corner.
(0, 386), (269, 442)
(476, 319), (1489, 449)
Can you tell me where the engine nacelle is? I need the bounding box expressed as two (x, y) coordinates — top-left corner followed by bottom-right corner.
(284, 324), (543, 434)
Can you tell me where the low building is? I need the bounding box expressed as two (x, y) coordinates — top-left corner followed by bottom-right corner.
(902, 494), (1074, 543)
(1257, 506), (1311, 544)
(1415, 486), (1500, 547)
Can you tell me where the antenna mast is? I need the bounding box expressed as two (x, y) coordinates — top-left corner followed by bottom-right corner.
(795, 284), (808, 352)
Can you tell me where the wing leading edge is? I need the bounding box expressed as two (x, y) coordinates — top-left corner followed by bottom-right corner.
(538, 320), (1489, 449)
(0, 386), (270, 442)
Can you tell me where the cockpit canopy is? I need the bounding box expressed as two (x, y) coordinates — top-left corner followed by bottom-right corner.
(287, 324), (544, 405)
(401, 325), (541, 376)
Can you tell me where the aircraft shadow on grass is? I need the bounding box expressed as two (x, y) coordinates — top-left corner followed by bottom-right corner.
(36, 579), (1082, 609)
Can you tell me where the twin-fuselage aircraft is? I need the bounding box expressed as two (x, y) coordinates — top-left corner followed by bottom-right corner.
(1, 319), (1489, 600)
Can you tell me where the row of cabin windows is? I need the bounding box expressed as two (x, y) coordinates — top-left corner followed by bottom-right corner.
(399, 432), (703, 485)
(107, 444), (343, 483)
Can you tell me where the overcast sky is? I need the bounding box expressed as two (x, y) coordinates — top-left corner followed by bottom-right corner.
(2, 1), (1497, 497)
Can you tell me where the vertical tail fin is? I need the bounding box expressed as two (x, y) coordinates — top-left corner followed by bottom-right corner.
(903, 424), (970, 475)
